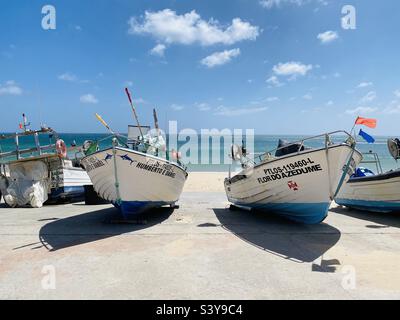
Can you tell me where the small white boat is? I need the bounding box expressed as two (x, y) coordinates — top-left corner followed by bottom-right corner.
(335, 138), (400, 212)
(81, 97), (188, 218)
(0, 122), (92, 208)
(225, 131), (362, 224)
(81, 141), (187, 217)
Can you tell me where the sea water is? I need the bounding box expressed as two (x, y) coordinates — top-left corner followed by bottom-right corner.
(0, 133), (398, 173)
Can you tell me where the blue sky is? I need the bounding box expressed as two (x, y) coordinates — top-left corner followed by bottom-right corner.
(0, 0), (399, 135)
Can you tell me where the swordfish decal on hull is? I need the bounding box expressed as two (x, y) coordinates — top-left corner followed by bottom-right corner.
(103, 153), (113, 163)
(119, 154), (137, 165)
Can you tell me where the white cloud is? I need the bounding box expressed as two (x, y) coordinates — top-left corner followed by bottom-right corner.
(272, 61), (313, 78)
(394, 89), (400, 98)
(201, 49), (241, 68)
(195, 103), (211, 111)
(58, 72), (89, 84)
(124, 81), (134, 87)
(266, 75), (284, 87)
(171, 104), (184, 111)
(266, 97), (279, 102)
(0, 80), (22, 96)
(357, 82), (373, 88)
(80, 94), (98, 104)
(58, 72), (78, 82)
(360, 91), (377, 103)
(259, 0), (309, 9)
(317, 30), (339, 44)
(132, 97), (148, 105)
(75, 25), (82, 31)
(303, 94), (313, 100)
(326, 100), (334, 106)
(150, 44), (166, 57)
(128, 9), (259, 46)
(214, 105), (268, 117)
(383, 104), (400, 114)
(345, 106), (377, 115)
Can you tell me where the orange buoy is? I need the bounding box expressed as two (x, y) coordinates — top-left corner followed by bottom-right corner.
(56, 139), (67, 158)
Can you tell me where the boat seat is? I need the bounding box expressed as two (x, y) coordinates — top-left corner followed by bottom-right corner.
(275, 139), (311, 157)
(351, 167), (375, 178)
(348, 169), (400, 183)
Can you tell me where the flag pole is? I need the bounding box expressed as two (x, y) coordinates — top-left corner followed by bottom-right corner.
(350, 116), (359, 136)
(125, 87), (144, 140)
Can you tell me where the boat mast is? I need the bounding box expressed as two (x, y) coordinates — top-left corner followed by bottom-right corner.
(125, 88), (144, 140)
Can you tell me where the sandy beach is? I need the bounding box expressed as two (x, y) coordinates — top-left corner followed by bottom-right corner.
(184, 172), (227, 193)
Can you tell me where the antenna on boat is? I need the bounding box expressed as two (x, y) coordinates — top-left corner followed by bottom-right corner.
(37, 87), (44, 129)
(124, 87), (144, 140)
(153, 108), (160, 135)
(20, 113), (31, 132)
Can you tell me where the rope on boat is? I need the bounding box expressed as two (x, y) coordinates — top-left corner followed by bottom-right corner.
(112, 138), (122, 205)
(325, 134), (334, 200)
(333, 145), (356, 199)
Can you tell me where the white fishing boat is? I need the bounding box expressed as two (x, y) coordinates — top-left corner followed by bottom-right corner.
(80, 88), (188, 218)
(335, 138), (400, 212)
(0, 115), (92, 208)
(225, 131), (362, 224)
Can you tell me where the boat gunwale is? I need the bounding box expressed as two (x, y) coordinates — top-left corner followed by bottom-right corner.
(347, 168), (400, 184)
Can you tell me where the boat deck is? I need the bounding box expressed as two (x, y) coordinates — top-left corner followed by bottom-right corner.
(0, 191), (399, 299)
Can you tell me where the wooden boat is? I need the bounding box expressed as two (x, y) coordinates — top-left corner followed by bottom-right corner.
(225, 131), (362, 224)
(335, 138), (400, 212)
(0, 120), (91, 208)
(81, 125), (188, 218)
(81, 91), (188, 218)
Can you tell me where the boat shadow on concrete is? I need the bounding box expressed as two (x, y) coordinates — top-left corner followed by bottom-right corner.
(214, 208), (341, 270)
(330, 206), (400, 229)
(39, 206), (174, 252)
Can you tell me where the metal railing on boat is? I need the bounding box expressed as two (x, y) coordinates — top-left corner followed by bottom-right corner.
(0, 128), (59, 161)
(252, 130), (355, 166)
(360, 152), (383, 174)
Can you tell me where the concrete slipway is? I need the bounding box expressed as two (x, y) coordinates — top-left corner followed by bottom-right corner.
(0, 192), (399, 299)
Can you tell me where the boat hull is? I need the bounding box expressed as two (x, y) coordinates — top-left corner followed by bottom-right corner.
(49, 166), (92, 201)
(336, 169), (400, 213)
(225, 144), (362, 224)
(81, 147), (188, 217)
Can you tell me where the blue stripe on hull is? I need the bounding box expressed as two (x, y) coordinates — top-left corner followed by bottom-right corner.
(236, 202), (330, 224)
(50, 186), (85, 199)
(336, 198), (400, 213)
(113, 201), (173, 218)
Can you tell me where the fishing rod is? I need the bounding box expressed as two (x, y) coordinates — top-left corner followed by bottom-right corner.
(95, 113), (130, 148)
(95, 113), (116, 135)
(125, 87), (144, 140)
